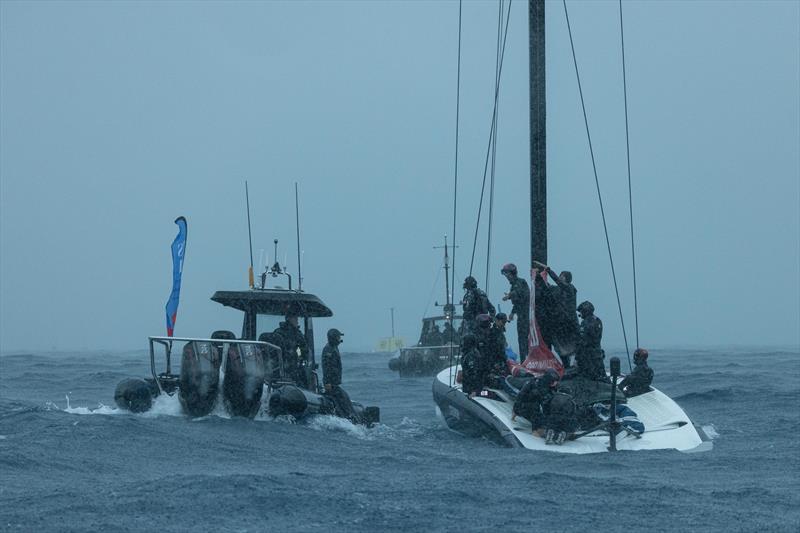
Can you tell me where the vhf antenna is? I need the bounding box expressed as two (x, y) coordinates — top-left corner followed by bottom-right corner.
(295, 182), (303, 291)
(245, 180), (254, 288)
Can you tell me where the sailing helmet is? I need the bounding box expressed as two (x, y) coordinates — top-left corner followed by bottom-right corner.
(560, 271), (573, 283)
(541, 368), (560, 388)
(501, 263), (518, 276)
(577, 301), (595, 317)
(495, 312), (508, 322)
(634, 348), (648, 364)
(476, 314), (492, 328)
(463, 276), (478, 289)
(327, 328), (344, 343)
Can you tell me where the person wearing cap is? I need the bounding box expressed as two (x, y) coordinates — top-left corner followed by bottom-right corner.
(619, 348), (654, 396)
(272, 312), (310, 387)
(459, 333), (485, 397)
(501, 263), (530, 360)
(322, 328), (360, 422)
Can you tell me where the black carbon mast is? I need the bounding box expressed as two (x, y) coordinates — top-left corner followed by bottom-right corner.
(529, 0), (546, 267)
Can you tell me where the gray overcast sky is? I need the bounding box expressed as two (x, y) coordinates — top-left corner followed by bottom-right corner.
(1, 0), (798, 353)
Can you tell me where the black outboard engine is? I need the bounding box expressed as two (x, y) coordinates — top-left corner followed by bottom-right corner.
(222, 342), (266, 418)
(179, 341), (221, 417)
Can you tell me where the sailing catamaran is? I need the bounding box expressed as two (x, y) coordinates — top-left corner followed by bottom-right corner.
(432, 0), (712, 453)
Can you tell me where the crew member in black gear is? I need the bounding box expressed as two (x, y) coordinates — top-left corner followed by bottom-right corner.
(501, 263), (530, 361)
(485, 313), (510, 380)
(272, 313), (310, 388)
(462, 276), (495, 333)
(574, 301), (606, 380)
(321, 328), (360, 422)
(428, 324), (444, 347)
(459, 333), (485, 397)
(511, 369), (559, 433)
(531, 267), (561, 351)
(544, 266), (579, 367)
(619, 348), (654, 397)
(442, 321), (459, 345)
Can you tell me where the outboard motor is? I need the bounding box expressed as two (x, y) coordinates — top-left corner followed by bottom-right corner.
(114, 378), (157, 413)
(179, 341), (221, 417)
(222, 342), (266, 418)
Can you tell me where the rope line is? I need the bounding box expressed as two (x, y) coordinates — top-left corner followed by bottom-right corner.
(469, 0), (512, 277)
(485, 0), (505, 292)
(450, 0), (463, 383)
(619, 0), (639, 350)
(562, 0), (632, 370)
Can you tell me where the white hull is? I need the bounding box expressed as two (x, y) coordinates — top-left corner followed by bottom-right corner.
(433, 366), (712, 454)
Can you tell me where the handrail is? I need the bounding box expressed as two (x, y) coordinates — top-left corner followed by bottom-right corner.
(147, 336), (283, 394)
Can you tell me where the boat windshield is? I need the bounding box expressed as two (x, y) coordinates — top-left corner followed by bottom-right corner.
(257, 314), (283, 338)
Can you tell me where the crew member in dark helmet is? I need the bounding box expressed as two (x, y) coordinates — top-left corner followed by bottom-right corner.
(322, 328), (360, 422)
(459, 333), (485, 397)
(501, 263), (530, 360)
(272, 312), (310, 387)
(462, 275), (495, 333)
(478, 313), (508, 382)
(544, 266), (579, 367)
(619, 348), (654, 396)
(574, 301), (605, 380)
(511, 368), (559, 433)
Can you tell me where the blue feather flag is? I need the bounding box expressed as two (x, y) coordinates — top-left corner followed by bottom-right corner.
(165, 217), (188, 336)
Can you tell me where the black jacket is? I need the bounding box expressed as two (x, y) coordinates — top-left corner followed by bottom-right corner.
(620, 363), (653, 396)
(507, 276), (530, 319)
(463, 288), (495, 322)
(322, 342), (342, 386)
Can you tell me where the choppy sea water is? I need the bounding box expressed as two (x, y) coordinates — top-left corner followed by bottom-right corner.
(1, 347), (798, 532)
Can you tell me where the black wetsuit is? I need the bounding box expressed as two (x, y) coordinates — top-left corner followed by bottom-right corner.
(486, 325), (509, 377)
(575, 314), (605, 380)
(507, 276), (530, 360)
(619, 362), (654, 396)
(532, 274), (559, 350)
(546, 269), (579, 365)
(273, 322), (310, 388)
(512, 377), (554, 429)
(461, 345), (486, 395)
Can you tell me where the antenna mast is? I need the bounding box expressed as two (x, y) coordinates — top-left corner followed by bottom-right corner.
(295, 182), (302, 291)
(245, 180), (255, 288)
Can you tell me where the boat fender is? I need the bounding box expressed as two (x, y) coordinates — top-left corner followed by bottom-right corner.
(114, 378), (154, 413)
(388, 357), (400, 371)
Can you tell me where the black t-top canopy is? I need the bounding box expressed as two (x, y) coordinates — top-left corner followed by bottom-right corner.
(211, 289), (333, 317)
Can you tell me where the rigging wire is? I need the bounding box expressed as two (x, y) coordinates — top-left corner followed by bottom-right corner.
(420, 263), (444, 321)
(450, 0), (463, 384)
(469, 0), (512, 277)
(485, 0), (505, 292)
(562, 0), (632, 370)
(619, 0), (639, 349)
(452, 0), (463, 301)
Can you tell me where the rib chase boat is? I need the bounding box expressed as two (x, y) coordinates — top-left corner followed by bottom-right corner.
(114, 214), (379, 426)
(432, 1), (711, 454)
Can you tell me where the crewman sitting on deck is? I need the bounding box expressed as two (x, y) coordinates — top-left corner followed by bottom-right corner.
(619, 348), (654, 397)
